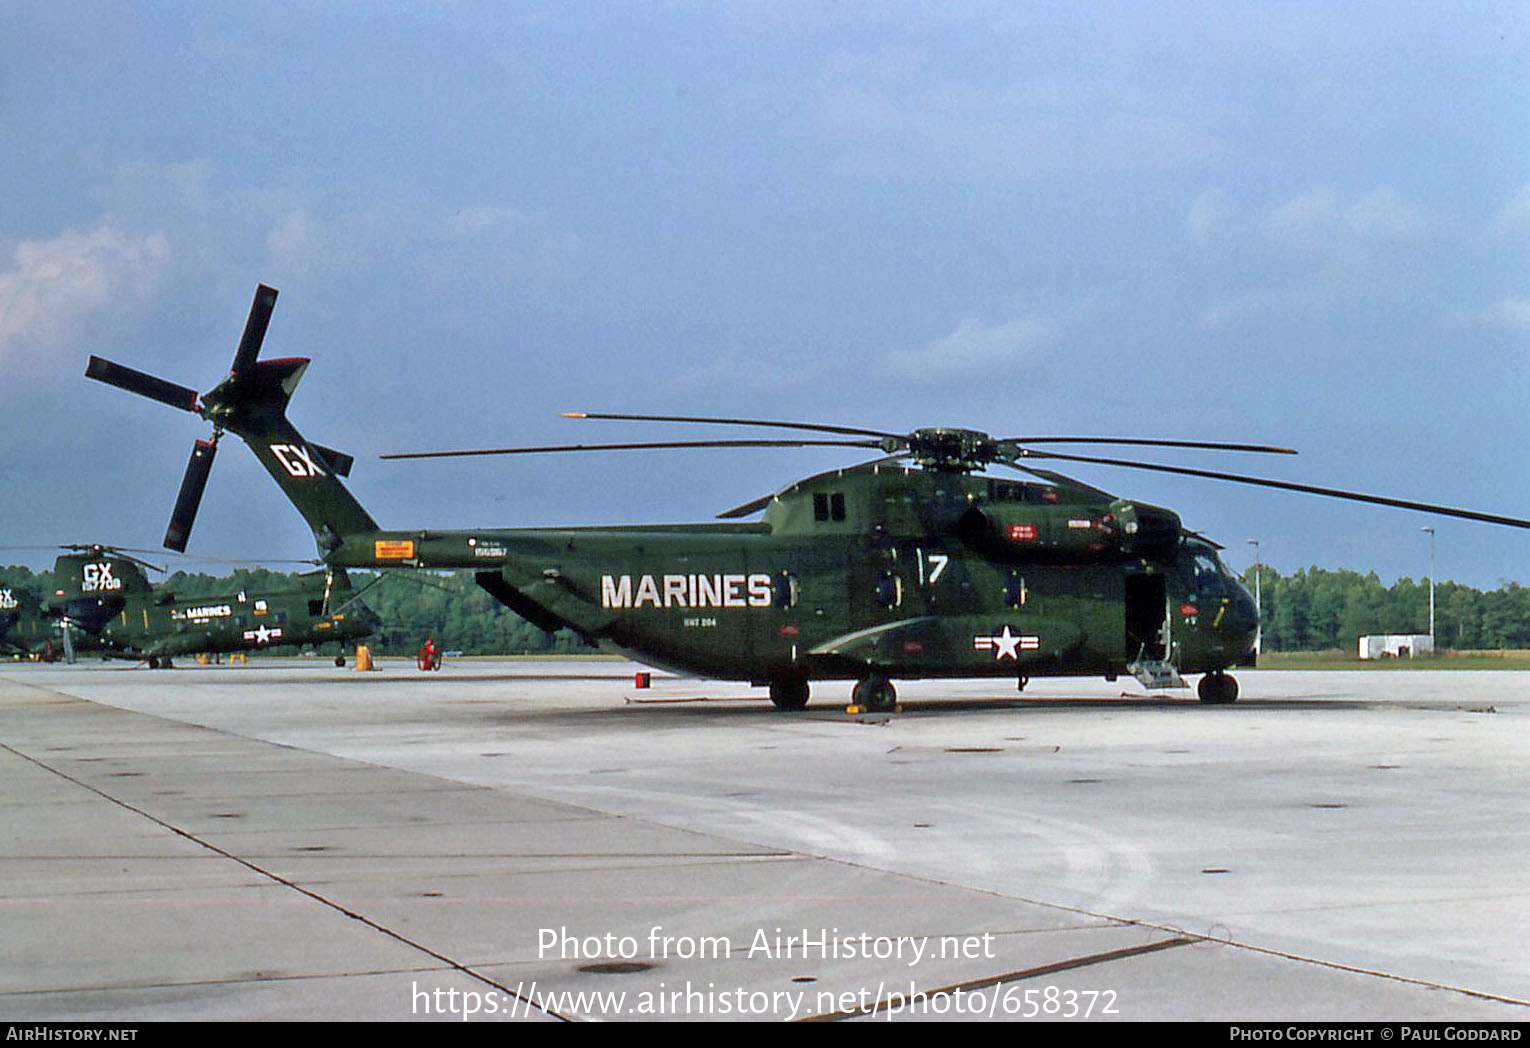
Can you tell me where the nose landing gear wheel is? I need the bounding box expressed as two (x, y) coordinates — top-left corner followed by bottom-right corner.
(1198, 672), (1238, 704)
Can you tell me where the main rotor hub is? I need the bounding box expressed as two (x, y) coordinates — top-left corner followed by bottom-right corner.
(896, 428), (1000, 472)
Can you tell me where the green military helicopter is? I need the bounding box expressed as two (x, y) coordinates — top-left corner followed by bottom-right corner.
(0, 579), (56, 659)
(38, 544), (377, 667)
(86, 285), (1530, 708)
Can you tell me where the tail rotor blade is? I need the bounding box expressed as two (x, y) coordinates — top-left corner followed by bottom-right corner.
(230, 284), (279, 376)
(309, 442), (354, 477)
(85, 356), (200, 413)
(164, 439), (218, 552)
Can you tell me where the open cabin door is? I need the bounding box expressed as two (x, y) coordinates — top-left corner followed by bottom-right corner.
(1125, 572), (1167, 662)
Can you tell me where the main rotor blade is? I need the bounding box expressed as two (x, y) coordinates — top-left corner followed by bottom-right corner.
(58, 543), (163, 556)
(57, 545), (166, 574)
(562, 412), (902, 441)
(85, 356), (200, 412)
(381, 438), (883, 460)
(1013, 448), (1530, 530)
(164, 439), (218, 552)
(230, 284), (279, 376)
(1004, 436), (1297, 455)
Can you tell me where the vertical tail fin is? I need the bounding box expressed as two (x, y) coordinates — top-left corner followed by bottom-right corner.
(210, 357), (380, 552)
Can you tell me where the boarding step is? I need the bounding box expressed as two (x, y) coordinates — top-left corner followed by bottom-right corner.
(1128, 659), (1187, 689)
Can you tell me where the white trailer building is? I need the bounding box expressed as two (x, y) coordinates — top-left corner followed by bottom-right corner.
(1358, 634), (1435, 659)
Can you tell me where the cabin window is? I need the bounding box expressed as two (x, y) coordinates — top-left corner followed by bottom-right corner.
(874, 571), (903, 609)
(773, 571), (800, 609)
(813, 492), (847, 522)
(1004, 572), (1027, 609)
(308, 599), (324, 616)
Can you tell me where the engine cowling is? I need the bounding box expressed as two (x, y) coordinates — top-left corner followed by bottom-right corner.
(1109, 499), (1183, 556)
(958, 499), (1181, 559)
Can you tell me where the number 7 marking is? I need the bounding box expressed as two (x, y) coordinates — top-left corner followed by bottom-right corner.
(926, 553), (949, 584)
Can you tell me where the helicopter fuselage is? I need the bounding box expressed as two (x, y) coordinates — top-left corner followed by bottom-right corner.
(0, 585), (53, 658)
(324, 465), (1259, 692)
(43, 554), (377, 665)
(88, 283), (1530, 709)
(71, 587), (376, 663)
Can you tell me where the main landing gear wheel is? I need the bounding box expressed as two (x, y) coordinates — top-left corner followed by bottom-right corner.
(1198, 672), (1238, 705)
(769, 677), (810, 710)
(852, 675), (897, 712)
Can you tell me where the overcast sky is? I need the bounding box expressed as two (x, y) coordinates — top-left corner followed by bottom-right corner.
(3, 2), (1528, 588)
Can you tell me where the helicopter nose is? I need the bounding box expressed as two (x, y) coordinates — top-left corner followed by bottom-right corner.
(1229, 590), (1261, 643)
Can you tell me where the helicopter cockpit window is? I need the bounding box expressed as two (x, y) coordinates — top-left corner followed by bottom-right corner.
(813, 492), (847, 522)
(1189, 552), (1228, 597)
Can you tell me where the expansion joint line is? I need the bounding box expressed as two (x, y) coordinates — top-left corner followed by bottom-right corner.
(897, 873), (1530, 1010)
(795, 936), (1193, 1022)
(0, 739), (571, 1022)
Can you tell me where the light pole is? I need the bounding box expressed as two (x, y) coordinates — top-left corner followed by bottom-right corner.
(1246, 539), (1261, 656)
(1421, 526), (1436, 652)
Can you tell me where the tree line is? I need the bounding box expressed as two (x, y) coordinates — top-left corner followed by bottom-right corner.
(1242, 565), (1530, 651)
(4, 560), (1527, 655)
